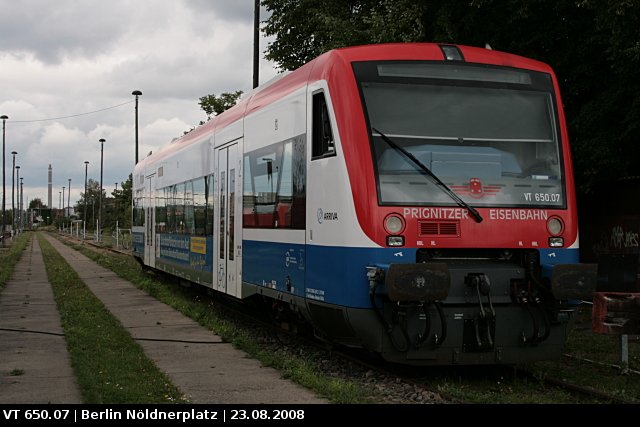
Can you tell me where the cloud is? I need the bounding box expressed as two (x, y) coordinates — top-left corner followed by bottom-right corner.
(0, 0), (130, 64)
(0, 0), (278, 208)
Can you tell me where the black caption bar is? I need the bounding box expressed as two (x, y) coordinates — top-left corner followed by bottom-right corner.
(0, 404), (630, 424)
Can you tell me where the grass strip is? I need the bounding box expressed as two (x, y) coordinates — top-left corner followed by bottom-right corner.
(0, 232), (31, 291)
(37, 233), (186, 404)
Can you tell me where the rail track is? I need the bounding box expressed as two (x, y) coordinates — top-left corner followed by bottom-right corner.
(190, 289), (639, 404)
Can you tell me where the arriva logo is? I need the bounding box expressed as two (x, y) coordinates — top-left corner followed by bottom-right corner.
(317, 208), (339, 224)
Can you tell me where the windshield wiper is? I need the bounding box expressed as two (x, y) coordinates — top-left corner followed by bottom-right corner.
(373, 128), (483, 223)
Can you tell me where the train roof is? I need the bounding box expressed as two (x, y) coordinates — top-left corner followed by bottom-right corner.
(134, 42), (555, 176)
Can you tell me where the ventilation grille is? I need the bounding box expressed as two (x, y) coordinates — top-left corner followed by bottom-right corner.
(419, 220), (460, 237)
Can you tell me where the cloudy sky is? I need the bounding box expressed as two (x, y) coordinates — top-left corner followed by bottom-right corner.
(0, 0), (278, 212)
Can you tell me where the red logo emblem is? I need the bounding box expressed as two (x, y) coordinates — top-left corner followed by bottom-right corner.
(469, 178), (483, 197)
(451, 178), (501, 199)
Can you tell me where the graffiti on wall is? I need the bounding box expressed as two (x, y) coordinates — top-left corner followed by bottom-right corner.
(591, 222), (640, 256)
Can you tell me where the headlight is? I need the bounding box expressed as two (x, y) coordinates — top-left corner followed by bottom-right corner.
(384, 214), (405, 235)
(547, 216), (564, 236)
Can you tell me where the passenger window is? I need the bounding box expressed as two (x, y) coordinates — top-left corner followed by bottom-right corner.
(242, 138), (306, 230)
(184, 180), (195, 235)
(193, 178), (207, 235)
(206, 175), (214, 235)
(312, 92), (336, 159)
(155, 189), (167, 233)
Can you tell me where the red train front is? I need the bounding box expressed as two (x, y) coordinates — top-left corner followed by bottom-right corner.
(302, 43), (596, 365)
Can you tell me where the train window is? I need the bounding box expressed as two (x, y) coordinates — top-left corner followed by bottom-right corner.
(184, 180), (195, 235)
(243, 155), (254, 225)
(133, 190), (144, 227)
(219, 172), (226, 259)
(354, 61), (566, 208)
(193, 178), (207, 236)
(312, 92), (336, 159)
(243, 137), (306, 229)
(290, 136), (307, 229)
(157, 179), (212, 235)
(174, 183), (185, 234)
(155, 189), (167, 233)
(206, 175), (214, 235)
(165, 186), (175, 233)
(229, 169), (235, 261)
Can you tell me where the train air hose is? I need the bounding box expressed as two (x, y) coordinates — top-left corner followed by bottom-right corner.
(530, 274), (552, 343)
(434, 301), (447, 346)
(524, 259), (554, 344)
(520, 303), (540, 345)
(536, 305), (551, 342)
(414, 302), (447, 349)
(369, 281), (410, 352)
(414, 303), (431, 349)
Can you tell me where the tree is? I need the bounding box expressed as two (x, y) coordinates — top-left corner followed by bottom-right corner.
(76, 179), (104, 229)
(29, 198), (45, 210)
(260, 0), (640, 194)
(112, 174), (133, 229)
(75, 175), (133, 230)
(261, 0), (380, 70)
(198, 91), (244, 118)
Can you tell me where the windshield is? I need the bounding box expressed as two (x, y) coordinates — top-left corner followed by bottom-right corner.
(353, 61), (566, 208)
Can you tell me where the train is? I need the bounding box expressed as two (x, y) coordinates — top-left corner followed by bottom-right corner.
(131, 43), (597, 365)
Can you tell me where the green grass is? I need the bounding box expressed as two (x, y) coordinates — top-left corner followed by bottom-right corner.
(37, 233), (187, 404)
(0, 232), (31, 291)
(564, 308), (639, 371)
(525, 314), (640, 403)
(432, 367), (599, 404)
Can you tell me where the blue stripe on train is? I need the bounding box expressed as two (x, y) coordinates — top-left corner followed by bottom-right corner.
(243, 239), (581, 309)
(137, 236), (581, 308)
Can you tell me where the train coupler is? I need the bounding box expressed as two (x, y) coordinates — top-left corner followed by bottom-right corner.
(463, 273), (496, 351)
(510, 282), (554, 346)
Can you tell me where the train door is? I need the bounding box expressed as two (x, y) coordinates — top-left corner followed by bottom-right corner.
(214, 143), (241, 297)
(144, 173), (156, 268)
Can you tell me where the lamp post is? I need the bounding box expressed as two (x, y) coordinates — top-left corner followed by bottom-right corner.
(67, 178), (71, 223)
(20, 177), (23, 231)
(12, 166), (20, 234)
(99, 138), (105, 242)
(1, 115), (8, 246)
(114, 182), (119, 229)
(62, 186), (65, 230)
(132, 90), (142, 165)
(84, 161), (89, 238)
(11, 151), (17, 235)
(15, 165), (19, 232)
(253, 0), (260, 89)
